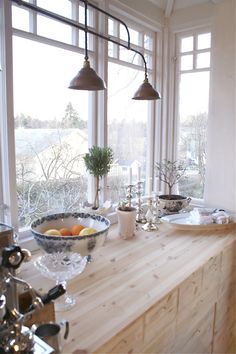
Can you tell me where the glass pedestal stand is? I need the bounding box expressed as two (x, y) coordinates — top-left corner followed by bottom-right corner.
(142, 197), (158, 231)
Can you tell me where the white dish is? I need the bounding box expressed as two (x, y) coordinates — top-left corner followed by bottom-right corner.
(161, 212), (236, 230)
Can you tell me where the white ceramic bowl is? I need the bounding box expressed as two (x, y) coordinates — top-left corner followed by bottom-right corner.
(31, 212), (110, 256)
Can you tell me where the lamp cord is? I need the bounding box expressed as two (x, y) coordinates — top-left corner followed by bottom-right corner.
(84, 0), (88, 61)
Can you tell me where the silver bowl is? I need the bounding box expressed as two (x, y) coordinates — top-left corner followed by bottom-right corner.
(31, 212), (110, 256)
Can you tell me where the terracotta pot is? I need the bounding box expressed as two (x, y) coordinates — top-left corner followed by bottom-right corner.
(159, 195), (191, 213)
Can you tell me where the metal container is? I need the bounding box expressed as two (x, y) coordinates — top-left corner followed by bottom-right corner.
(0, 223), (18, 310)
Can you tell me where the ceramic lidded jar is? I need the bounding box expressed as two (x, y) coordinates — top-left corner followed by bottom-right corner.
(117, 207), (137, 239)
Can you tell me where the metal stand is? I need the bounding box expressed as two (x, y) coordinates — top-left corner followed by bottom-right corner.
(142, 197), (158, 231)
(126, 184), (135, 208)
(135, 181), (146, 224)
(152, 195), (161, 225)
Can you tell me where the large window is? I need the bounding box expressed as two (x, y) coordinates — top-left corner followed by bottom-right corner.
(176, 31), (211, 199)
(0, 0), (159, 234)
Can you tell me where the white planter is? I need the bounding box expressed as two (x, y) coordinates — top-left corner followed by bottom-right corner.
(117, 207), (137, 240)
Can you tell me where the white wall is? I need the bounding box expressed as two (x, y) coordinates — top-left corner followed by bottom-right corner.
(205, 0), (235, 212)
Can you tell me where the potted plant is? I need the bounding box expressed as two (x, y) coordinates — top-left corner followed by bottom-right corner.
(83, 146), (113, 209)
(155, 159), (191, 213)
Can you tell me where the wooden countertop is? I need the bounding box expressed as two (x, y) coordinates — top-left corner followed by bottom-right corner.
(20, 222), (236, 353)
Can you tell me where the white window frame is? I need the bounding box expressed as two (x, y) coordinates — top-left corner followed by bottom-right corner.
(0, 0), (162, 246)
(171, 26), (212, 204)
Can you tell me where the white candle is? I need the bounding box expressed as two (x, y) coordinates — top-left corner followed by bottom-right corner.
(147, 177), (152, 196)
(137, 166), (141, 181)
(128, 167), (132, 185)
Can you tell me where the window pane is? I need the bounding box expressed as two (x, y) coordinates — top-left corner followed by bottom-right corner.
(107, 62), (148, 203)
(37, 0), (71, 18)
(108, 19), (114, 36)
(120, 47), (139, 65)
(13, 37), (89, 227)
(180, 55), (193, 71)
(196, 52), (210, 69)
(120, 26), (139, 46)
(181, 36), (193, 53)
(178, 72), (210, 198)
(144, 35), (153, 50)
(37, 15), (72, 44)
(197, 33), (211, 50)
(12, 6), (30, 31)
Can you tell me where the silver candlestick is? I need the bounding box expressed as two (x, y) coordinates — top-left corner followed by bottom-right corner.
(142, 197), (158, 232)
(135, 181), (146, 223)
(126, 184), (135, 207)
(152, 194), (161, 225)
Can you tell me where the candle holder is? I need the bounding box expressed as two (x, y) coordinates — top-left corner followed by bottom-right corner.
(142, 197), (158, 232)
(135, 181), (146, 224)
(125, 184), (135, 208)
(152, 194), (161, 225)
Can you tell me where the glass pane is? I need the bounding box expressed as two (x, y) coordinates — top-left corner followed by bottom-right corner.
(144, 35), (153, 50)
(181, 36), (193, 53)
(197, 33), (211, 50)
(177, 71), (210, 198)
(37, 0), (71, 18)
(180, 55), (193, 71)
(107, 62), (148, 203)
(13, 36), (89, 228)
(196, 52), (210, 69)
(37, 15), (72, 44)
(108, 19), (114, 36)
(108, 42), (115, 58)
(144, 54), (152, 70)
(12, 6), (30, 31)
(120, 47), (139, 65)
(120, 26), (139, 46)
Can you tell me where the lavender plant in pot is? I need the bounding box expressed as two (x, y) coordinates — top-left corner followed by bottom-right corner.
(155, 159), (191, 214)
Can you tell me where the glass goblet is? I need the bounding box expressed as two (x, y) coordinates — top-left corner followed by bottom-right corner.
(34, 252), (87, 311)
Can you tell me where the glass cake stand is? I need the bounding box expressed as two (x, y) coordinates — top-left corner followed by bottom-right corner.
(34, 252), (87, 311)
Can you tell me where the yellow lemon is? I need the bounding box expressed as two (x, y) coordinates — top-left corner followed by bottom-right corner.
(44, 229), (61, 236)
(79, 227), (97, 236)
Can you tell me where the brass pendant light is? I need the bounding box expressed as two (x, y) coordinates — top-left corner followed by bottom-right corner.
(132, 77), (161, 100)
(69, 0), (105, 91)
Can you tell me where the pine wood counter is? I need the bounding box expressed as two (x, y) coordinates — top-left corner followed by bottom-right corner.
(20, 223), (236, 353)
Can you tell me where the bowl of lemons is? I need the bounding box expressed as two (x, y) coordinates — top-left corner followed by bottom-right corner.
(31, 212), (110, 256)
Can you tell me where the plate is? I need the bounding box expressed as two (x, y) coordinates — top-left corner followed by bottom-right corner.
(161, 212), (236, 230)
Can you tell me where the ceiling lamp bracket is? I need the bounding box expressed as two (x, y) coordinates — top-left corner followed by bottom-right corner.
(11, 0), (160, 100)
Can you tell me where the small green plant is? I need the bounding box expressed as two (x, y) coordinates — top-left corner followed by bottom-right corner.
(155, 159), (187, 195)
(83, 146), (113, 209)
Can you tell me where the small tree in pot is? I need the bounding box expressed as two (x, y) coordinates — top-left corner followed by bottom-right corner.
(155, 159), (191, 213)
(83, 146), (113, 209)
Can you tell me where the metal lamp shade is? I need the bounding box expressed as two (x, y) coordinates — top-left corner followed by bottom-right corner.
(69, 60), (106, 91)
(132, 78), (161, 100)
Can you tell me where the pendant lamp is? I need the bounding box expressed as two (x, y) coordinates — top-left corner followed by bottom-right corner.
(68, 0), (106, 91)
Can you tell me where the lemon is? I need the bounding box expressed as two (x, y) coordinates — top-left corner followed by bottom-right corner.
(44, 229), (61, 236)
(79, 227), (97, 236)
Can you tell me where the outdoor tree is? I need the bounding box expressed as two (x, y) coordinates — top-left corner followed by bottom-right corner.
(61, 102), (87, 129)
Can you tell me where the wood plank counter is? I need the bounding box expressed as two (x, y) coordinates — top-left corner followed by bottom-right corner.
(20, 223), (236, 353)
